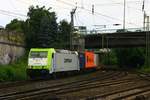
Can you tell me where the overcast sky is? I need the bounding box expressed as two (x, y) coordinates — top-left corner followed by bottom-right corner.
(0, 0), (150, 30)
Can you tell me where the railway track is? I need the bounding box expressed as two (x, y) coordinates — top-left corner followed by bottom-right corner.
(0, 79), (47, 89)
(17, 78), (134, 100)
(0, 70), (149, 100)
(54, 73), (150, 100)
(59, 73), (150, 100)
(0, 69), (101, 89)
(0, 70), (126, 100)
(20, 73), (139, 100)
(87, 82), (150, 100)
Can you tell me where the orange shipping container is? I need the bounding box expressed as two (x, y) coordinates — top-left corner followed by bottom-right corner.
(85, 51), (96, 68)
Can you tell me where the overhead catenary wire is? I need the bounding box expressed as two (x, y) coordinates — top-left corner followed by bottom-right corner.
(56, 0), (75, 7)
(76, 5), (114, 23)
(76, 12), (85, 25)
(110, 0), (143, 13)
(5, 0), (141, 27)
(0, 1), (71, 18)
(0, 0), (141, 27)
(56, 0), (120, 20)
(95, 1), (141, 6)
(0, 0), (76, 24)
(15, 0), (32, 5)
(9, 0), (20, 12)
(83, 6), (139, 27)
(74, 14), (79, 26)
(56, 0), (139, 27)
(0, 9), (27, 17)
(0, 12), (24, 19)
(96, 3), (142, 13)
(109, 0), (143, 27)
(2, 0), (141, 25)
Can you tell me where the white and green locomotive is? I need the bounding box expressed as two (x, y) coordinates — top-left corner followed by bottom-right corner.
(27, 48), (80, 78)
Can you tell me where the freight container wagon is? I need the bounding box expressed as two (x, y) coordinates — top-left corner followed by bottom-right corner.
(85, 51), (96, 69)
(79, 51), (96, 69)
(79, 53), (85, 69)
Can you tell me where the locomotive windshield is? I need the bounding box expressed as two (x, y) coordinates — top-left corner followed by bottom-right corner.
(30, 51), (48, 58)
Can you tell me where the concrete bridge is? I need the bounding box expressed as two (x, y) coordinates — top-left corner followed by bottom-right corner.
(83, 31), (149, 49)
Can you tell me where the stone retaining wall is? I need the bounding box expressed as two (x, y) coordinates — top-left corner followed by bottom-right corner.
(0, 30), (25, 65)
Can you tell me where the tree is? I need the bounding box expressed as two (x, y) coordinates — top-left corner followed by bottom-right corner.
(5, 19), (24, 33)
(58, 20), (71, 49)
(26, 6), (58, 48)
(5, 6), (72, 49)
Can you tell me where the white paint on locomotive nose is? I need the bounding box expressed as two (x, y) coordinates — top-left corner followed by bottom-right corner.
(28, 58), (48, 66)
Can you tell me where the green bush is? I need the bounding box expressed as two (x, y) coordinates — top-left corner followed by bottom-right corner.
(0, 55), (28, 82)
(101, 49), (118, 65)
(114, 48), (145, 68)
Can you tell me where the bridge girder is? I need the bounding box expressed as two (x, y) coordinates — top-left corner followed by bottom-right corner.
(84, 31), (148, 49)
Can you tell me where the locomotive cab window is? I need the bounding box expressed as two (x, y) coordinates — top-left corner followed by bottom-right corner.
(30, 51), (48, 58)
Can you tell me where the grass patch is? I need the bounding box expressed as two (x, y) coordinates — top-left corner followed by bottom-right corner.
(139, 65), (150, 73)
(0, 55), (28, 82)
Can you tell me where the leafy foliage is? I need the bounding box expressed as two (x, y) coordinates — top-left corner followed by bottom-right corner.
(114, 48), (145, 68)
(6, 19), (24, 33)
(0, 55), (28, 81)
(101, 49), (118, 65)
(5, 6), (72, 49)
(25, 6), (58, 48)
(58, 20), (71, 49)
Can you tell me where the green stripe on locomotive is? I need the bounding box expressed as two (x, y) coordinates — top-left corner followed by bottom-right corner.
(27, 48), (55, 70)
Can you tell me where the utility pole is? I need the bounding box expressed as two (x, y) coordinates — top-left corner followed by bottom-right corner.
(70, 7), (77, 50)
(142, 0), (150, 67)
(143, 0), (146, 31)
(81, 0), (84, 9)
(146, 16), (150, 67)
(123, 0), (126, 30)
(144, 11), (146, 31)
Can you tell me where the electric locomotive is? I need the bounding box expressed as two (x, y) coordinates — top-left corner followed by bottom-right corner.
(27, 48), (99, 78)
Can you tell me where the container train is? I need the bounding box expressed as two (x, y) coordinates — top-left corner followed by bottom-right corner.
(26, 48), (100, 78)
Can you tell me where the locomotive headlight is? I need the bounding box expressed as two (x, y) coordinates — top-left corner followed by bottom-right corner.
(28, 58), (33, 65)
(41, 58), (48, 65)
